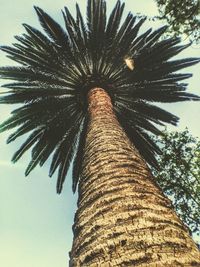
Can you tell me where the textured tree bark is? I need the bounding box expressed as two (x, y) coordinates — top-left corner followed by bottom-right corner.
(69, 88), (200, 266)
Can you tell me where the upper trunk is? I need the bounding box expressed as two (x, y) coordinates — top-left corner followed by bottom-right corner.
(69, 88), (200, 266)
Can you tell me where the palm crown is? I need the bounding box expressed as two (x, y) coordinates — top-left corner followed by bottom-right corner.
(0, 0), (199, 193)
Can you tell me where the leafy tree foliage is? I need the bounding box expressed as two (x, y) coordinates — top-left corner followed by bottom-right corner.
(152, 128), (200, 242)
(154, 0), (200, 43)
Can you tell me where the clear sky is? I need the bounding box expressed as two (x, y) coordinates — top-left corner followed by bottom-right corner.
(0, 1), (199, 267)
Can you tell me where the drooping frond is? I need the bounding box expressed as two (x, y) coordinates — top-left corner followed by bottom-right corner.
(0, 0), (199, 193)
(72, 115), (89, 193)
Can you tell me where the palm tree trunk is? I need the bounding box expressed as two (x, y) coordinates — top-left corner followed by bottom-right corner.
(69, 88), (200, 266)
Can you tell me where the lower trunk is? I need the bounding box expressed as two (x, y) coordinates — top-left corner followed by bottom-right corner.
(69, 88), (200, 266)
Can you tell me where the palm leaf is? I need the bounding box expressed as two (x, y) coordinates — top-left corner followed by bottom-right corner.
(12, 129), (44, 163)
(34, 6), (69, 46)
(72, 115), (88, 193)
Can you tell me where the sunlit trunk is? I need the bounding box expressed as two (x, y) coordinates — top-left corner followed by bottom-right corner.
(69, 88), (200, 266)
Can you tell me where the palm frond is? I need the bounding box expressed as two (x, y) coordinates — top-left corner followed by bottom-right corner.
(76, 4), (88, 47)
(72, 115), (88, 193)
(21, 24), (54, 51)
(106, 1), (125, 41)
(12, 129), (44, 163)
(34, 6), (69, 46)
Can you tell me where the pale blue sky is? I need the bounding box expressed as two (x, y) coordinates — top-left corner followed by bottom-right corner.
(0, 1), (199, 267)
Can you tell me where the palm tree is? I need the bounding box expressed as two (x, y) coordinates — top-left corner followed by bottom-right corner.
(0, 0), (200, 265)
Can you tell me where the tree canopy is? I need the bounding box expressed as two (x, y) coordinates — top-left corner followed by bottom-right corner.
(152, 128), (200, 243)
(154, 0), (200, 43)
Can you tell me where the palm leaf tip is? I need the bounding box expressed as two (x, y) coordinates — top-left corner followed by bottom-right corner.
(181, 92), (200, 101)
(34, 6), (45, 18)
